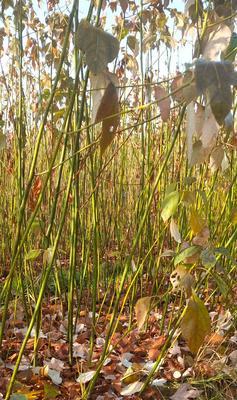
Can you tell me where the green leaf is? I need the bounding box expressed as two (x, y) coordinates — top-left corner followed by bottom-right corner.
(181, 290), (211, 354)
(10, 395), (28, 400)
(0, 132), (6, 150)
(174, 245), (200, 266)
(215, 247), (237, 265)
(223, 32), (237, 62)
(200, 249), (216, 267)
(44, 382), (60, 399)
(161, 190), (179, 222)
(212, 274), (229, 297)
(25, 249), (41, 261)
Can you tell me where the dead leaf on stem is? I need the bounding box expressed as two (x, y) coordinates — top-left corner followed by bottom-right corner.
(91, 71), (120, 153)
(77, 19), (119, 74)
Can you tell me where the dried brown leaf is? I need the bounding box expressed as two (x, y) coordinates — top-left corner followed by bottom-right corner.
(154, 85), (170, 122)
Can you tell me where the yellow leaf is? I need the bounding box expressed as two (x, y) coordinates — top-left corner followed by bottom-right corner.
(182, 191), (195, 206)
(190, 207), (205, 235)
(230, 208), (237, 225)
(181, 290), (211, 354)
(134, 297), (151, 330)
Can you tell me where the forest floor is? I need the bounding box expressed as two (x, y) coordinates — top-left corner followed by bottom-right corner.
(0, 287), (237, 400)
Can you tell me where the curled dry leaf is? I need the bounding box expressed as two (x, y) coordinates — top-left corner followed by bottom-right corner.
(77, 19), (119, 74)
(170, 218), (182, 243)
(170, 265), (194, 298)
(33, 365), (62, 385)
(193, 226), (210, 247)
(134, 296), (151, 330)
(186, 103), (219, 167)
(120, 380), (143, 396)
(153, 85), (171, 122)
(127, 35), (139, 56)
(90, 71), (120, 154)
(76, 370), (96, 384)
(210, 145), (225, 172)
(189, 140), (209, 167)
(170, 383), (202, 400)
(44, 357), (64, 372)
(171, 70), (198, 105)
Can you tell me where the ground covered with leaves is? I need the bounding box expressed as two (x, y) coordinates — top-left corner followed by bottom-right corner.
(1, 289), (237, 400)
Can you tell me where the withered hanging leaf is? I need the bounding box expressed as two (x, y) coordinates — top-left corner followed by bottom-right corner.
(193, 226), (210, 247)
(127, 35), (139, 56)
(207, 85), (232, 126)
(98, 82), (120, 153)
(186, 102), (196, 163)
(189, 140), (208, 167)
(201, 23), (232, 61)
(171, 73), (185, 103)
(195, 60), (237, 125)
(135, 297), (151, 330)
(185, 0), (203, 22)
(91, 71), (120, 154)
(181, 290), (211, 354)
(195, 103), (205, 138)
(154, 85), (171, 122)
(210, 145), (225, 172)
(214, 0), (237, 18)
(77, 19), (119, 74)
(171, 70), (197, 104)
(195, 60), (237, 93)
(90, 71), (118, 121)
(119, 0), (128, 13)
(200, 106), (219, 149)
